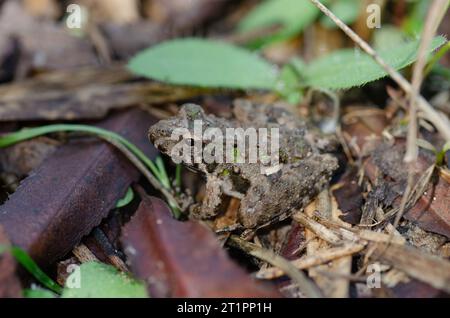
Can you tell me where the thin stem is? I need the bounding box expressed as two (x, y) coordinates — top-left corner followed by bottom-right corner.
(405, 0), (449, 163)
(309, 0), (450, 141)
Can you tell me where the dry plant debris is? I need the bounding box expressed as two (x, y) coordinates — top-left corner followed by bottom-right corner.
(0, 0), (449, 299)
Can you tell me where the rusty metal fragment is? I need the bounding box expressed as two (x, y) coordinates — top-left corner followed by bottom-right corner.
(121, 195), (280, 298)
(0, 225), (22, 298)
(0, 109), (157, 267)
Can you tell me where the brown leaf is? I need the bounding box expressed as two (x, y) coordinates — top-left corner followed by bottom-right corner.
(0, 66), (205, 122)
(403, 175), (450, 239)
(143, 0), (229, 30)
(341, 106), (388, 156)
(371, 243), (450, 294)
(364, 141), (450, 238)
(391, 279), (447, 298)
(0, 1), (98, 70)
(280, 221), (306, 260)
(121, 195), (281, 298)
(0, 109), (158, 267)
(0, 137), (59, 176)
(332, 167), (363, 225)
(0, 224), (22, 298)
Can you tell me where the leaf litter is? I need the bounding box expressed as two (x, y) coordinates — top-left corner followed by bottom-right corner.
(0, 0), (449, 299)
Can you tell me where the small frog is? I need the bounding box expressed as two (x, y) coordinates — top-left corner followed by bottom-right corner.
(149, 100), (338, 230)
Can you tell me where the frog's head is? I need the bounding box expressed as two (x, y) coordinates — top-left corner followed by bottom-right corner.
(148, 103), (206, 155)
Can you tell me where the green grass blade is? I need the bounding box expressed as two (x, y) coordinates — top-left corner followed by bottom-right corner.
(116, 187), (135, 208)
(0, 124), (164, 185)
(0, 245), (62, 294)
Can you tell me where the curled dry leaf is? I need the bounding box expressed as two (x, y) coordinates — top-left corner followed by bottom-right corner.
(0, 109), (158, 266)
(121, 195), (280, 298)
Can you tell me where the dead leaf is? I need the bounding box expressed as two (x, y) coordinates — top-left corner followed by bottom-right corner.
(0, 225), (22, 298)
(0, 1), (97, 71)
(0, 109), (158, 266)
(121, 194), (280, 298)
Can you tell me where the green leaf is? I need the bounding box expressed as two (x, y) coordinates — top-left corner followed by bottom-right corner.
(128, 38), (278, 90)
(373, 25), (409, 50)
(402, 0), (431, 36)
(302, 36), (446, 89)
(116, 187), (134, 208)
(24, 288), (57, 298)
(61, 262), (148, 298)
(0, 245), (62, 294)
(276, 60), (305, 104)
(238, 0), (322, 46)
(320, 0), (360, 29)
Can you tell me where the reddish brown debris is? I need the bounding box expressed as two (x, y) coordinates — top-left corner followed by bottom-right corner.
(0, 225), (22, 298)
(364, 141), (450, 238)
(280, 221), (306, 261)
(403, 175), (450, 239)
(332, 167), (363, 225)
(121, 195), (281, 298)
(0, 109), (158, 267)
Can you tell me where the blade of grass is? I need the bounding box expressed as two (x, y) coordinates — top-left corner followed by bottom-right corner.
(0, 245), (62, 294)
(0, 124), (182, 218)
(175, 164), (182, 190)
(0, 124), (164, 182)
(105, 137), (182, 219)
(155, 157), (170, 189)
(116, 187), (135, 208)
(424, 40), (450, 76)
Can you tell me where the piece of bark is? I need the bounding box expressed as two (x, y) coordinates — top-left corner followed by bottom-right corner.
(121, 195), (280, 298)
(0, 225), (22, 298)
(0, 109), (158, 267)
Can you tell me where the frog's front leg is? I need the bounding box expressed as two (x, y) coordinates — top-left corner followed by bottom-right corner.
(190, 175), (230, 219)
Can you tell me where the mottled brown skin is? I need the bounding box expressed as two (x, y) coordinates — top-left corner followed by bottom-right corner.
(149, 100), (338, 229)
